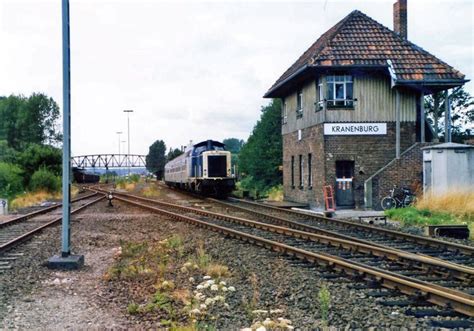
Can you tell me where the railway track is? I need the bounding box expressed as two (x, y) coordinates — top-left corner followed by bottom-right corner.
(90, 188), (474, 317)
(207, 197), (474, 267)
(0, 193), (104, 256)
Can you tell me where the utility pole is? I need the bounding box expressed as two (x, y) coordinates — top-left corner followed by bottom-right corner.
(48, 0), (84, 269)
(123, 110), (134, 176)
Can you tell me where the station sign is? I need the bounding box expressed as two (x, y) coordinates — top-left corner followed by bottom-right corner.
(324, 123), (387, 135)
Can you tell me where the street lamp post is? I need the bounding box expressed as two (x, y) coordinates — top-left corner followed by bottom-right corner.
(121, 140), (126, 170)
(123, 110), (134, 176)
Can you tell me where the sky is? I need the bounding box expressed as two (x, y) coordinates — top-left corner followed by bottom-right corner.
(1, 0), (473, 156)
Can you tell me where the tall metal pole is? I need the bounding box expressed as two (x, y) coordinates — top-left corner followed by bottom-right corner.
(395, 89), (400, 158)
(444, 89), (451, 143)
(61, 0), (71, 257)
(47, 0), (83, 269)
(123, 110), (133, 176)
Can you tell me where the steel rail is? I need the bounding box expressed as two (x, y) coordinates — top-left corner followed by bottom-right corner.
(0, 195), (105, 254)
(213, 197), (474, 256)
(112, 194), (474, 317)
(89, 188), (474, 282)
(0, 192), (98, 229)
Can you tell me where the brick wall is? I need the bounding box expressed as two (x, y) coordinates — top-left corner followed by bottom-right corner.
(324, 122), (416, 208)
(282, 122), (417, 209)
(368, 142), (432, 210)
(282, 125), (325, 207)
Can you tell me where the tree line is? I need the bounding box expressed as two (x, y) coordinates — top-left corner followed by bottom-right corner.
(0, 94), (62, 198)
(145, 99), (282, 194)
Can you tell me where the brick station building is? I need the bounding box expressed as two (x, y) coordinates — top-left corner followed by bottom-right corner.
(264, 0), (467, 210)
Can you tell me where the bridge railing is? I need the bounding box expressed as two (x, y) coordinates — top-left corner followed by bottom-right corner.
(71, 154), (147, 169)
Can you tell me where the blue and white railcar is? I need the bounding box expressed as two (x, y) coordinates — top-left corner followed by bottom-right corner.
(164, 140), (235, 196)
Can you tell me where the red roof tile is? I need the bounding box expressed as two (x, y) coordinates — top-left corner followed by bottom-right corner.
(266, 10), (466, 97)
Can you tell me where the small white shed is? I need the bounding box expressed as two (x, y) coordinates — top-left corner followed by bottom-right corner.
(422, 143), (474, 194)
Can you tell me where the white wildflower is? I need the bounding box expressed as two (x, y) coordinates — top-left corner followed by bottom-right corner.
(224, 303), (230, 308)
(228, 286), (236, 292)
(214, 295), (225, 302)
(205, 298), (214, 305)
(190, 308), (201, 315)
(240, 329), (252, 331)
(207, 279), (215, 285)
(183, 262), (192, 268)
(196, 284), (204, 290)
(203, 275), (211, 280)
(271, 309), (284, 314)
(200, 304), (207, 310)
(202, 282), (210, 289)
(210, 284), (219, 291)
(189, 277), (195, 282)
(256, 326), (267, 331)
(219, 281), (226, 286)
(286, 326), (295, 330)
(222, 287), (228, 292)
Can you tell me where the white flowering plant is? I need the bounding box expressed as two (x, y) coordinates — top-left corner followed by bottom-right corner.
(185, 274), (236, 328)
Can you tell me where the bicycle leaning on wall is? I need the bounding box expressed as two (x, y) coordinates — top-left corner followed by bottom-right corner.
(380, 185), (416, 210)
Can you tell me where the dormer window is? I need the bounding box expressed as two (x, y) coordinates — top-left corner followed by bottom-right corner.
(296, 89), (303, 118)
(327, 75), (353, 108)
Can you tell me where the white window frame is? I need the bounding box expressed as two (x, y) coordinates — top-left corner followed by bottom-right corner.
(317, 81), (324, 111)
(282, 100), (288, 124)
(327, 75), (353, 107)
(296, 89), (303, 118)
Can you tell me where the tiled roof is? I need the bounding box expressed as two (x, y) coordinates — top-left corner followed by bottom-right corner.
(266, 10), (466, 96)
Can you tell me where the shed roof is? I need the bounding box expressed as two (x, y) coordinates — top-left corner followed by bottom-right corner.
(265, 10), (467, 97)
(422, 142), (474, 150)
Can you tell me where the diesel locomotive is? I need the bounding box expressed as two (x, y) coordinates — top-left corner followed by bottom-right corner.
(164, 140), (235, 196)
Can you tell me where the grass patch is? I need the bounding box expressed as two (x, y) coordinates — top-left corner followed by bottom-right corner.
(204, 264), (231, 279)
(141, 184), (161, 198)
(10, 190), (61, 210)
(416, 190), (474, 222)
(385, 190), (473, 238)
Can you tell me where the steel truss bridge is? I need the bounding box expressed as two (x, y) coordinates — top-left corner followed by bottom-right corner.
(71, 154), (147, 169)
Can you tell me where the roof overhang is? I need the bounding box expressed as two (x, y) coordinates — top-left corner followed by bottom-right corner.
(264, 64), (388, 98)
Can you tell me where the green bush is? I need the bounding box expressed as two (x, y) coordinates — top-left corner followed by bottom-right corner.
(29, 167), (61, 192)
(0, 162), (24, 198)
(129, 174), (140, 183)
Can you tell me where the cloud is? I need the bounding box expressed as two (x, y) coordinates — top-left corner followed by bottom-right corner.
(1, 0), (472, 156)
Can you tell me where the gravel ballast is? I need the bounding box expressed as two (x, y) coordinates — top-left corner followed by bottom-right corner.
(0, 187), (472, 329)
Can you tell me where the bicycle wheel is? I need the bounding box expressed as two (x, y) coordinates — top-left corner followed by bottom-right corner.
(381, 196), (396, 210)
